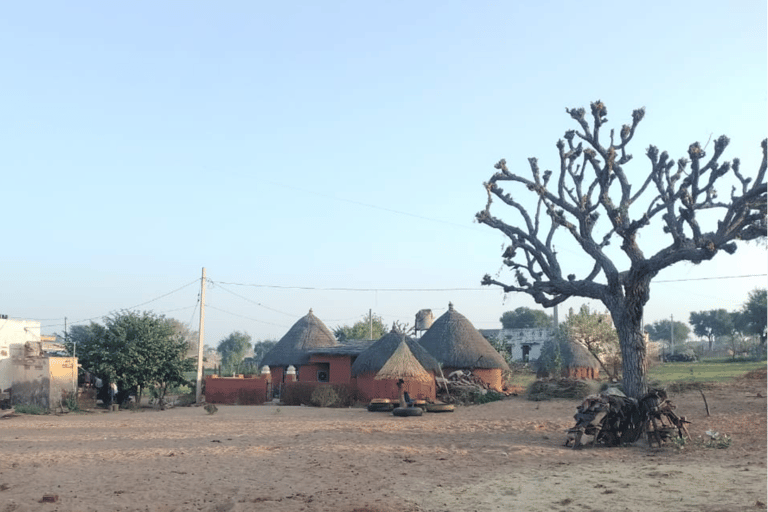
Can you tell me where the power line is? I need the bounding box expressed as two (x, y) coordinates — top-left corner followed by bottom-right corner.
(655, 274), (765, 283)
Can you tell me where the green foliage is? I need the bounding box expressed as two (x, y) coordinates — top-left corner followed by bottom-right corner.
(63, 392), (80, 412)
(689, 309), (734, 350)
(217, 331), (253, 375)
(68, 311), (195, 404)
(645, 319), (691, 347)
(486, 334), (514, 366)
(310, 386), (340, 407)
(14, 404), (47, 415)
(281, 383), (361, 407)
(334, 312), (388, 342)
(471, 389), (505, 404)
(499, 307), (552, 329)
(734, 288), (767, 341)
(648, 358), (767, 385)
(558, 305), (620, 379)
(250, 340), (278, 368)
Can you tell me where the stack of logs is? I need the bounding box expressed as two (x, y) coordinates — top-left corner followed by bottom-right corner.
(435, 370), (492, 402)
(566, 388), (691, 448)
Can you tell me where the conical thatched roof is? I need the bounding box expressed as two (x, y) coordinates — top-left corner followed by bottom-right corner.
(566, 340), (601, 369)
(418, 303), (510, 370)
(374, 340), (434, 383)
(351, 329), (441, 377)
(261, 309), (339, 367)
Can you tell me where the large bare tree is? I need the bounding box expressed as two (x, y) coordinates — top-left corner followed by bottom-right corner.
(476, 101), (767, 398)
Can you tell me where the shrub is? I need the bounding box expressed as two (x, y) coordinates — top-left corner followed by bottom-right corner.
(310, 386), (339, 407)
(526, 379), (600, 401)
(14, 404), (48, 415)
(281, 383), (362, 407)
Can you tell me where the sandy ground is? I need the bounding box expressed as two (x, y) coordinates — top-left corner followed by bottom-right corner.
(1, 377), (766, 512)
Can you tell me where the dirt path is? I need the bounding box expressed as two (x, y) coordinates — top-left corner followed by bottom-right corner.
(1, 378), (765, 512)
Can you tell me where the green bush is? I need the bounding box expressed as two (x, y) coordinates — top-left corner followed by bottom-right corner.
(310, 386), (340, 407)
(281, 383), (362, 407)
(14, 404), (48, 415)
(526, 379), (600, 401)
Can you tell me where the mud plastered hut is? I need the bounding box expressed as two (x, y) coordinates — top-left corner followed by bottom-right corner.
(536, 337), (601, 380)
(261, 309), (340, 385)
(351, 329), (439, 401)
(418, 303), (510, 391)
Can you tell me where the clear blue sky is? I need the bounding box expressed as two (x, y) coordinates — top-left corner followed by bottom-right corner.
(2, 1), (766, 346)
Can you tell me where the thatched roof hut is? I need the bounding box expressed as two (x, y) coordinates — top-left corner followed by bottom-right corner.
(352, 329), (439, 401)
(375, 340), (434, 383)
(418, 303), (510, 371)
(261, 309), (339, 367)
(536, 338), (601, 379)
(351, 329), (441, 378)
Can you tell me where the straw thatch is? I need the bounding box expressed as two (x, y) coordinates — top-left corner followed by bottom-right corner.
(418, 303), (510, 370)
(351, 329), (441, 377)
(374, 340), (434, 383)
(261, 309), (339, 367)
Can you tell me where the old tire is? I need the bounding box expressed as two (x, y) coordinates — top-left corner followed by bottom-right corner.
(367, 402), (394, 412)
(392, 407), (423, 417)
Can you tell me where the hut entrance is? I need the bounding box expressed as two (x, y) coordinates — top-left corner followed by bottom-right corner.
(522, 345), (531, 362)
(316, 363), (330, 383)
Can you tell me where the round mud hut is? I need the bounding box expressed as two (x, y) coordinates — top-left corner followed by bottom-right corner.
(351, 329), (440, 401)
(418, 303), (510, 391)
(536, 338), (601, 380)
(261, 309), (339, 384)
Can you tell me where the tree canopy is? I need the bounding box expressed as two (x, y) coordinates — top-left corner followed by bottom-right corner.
(499, 307), (553, 329)
(334, 312), (388, 342)
(558, 305), (620, 379)
(217, 331), (253, 375)
(689, 309), (734, 351)
(734, 288), (767, 343)
(66, 311), (194, 404)
(645, 319), (691, 350)
(476, 100), (767, 398)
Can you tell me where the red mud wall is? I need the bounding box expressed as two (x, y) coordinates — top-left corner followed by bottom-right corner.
(355, 374), (436, 402)
(308, 355), (353, 384)
(205, 376), (269, 405)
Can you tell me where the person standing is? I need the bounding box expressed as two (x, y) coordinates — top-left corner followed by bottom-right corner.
(109, 381), (118, 407)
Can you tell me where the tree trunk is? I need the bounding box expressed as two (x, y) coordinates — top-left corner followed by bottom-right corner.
(612, 307), (648, 399)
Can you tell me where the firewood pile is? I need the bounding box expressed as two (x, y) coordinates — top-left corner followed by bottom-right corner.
(435, 370), (492, 402)
(565, 388), (691, 449)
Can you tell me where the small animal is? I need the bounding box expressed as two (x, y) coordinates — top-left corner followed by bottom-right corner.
(204, 404), (218, 415)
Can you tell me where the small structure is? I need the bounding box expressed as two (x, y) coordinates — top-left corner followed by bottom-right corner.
(418, 303), (510, 391)
(261, 309), (340, 385)
(352, 329), (439, 401)
(536, 338), (601, 379)
(1, 318), (78, 409)
(480, 328), (554, 363)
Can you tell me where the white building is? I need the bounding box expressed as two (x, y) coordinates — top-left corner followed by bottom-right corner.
(480, 328), (555, 363)
(0, 317), (42, 395)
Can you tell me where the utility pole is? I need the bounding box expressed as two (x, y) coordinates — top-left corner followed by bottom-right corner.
(369, 309), (372, 340)
(195, 268), (206, 404)
(670, 314), (674, 354)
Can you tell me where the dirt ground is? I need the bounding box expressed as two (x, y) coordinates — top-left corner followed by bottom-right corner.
(1, 375), (766, 512)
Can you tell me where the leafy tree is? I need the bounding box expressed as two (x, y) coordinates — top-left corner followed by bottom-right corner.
(250, 340), (278, 368)
(164, 318), (199, 359)
(334, 313), (388, 341)
(499, 307), (553, 329)
(66, 311), (194, 405)
(734, 288), (767, 345)
(645, 319), (691, 352)
(477, 100), (766, 398)
(558, 305), (620, 380)
(689, 309), (734, 352)
(217, 331), (253, 375)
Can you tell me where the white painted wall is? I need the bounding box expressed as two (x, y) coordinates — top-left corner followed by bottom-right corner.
(0, 319), (41, 393)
